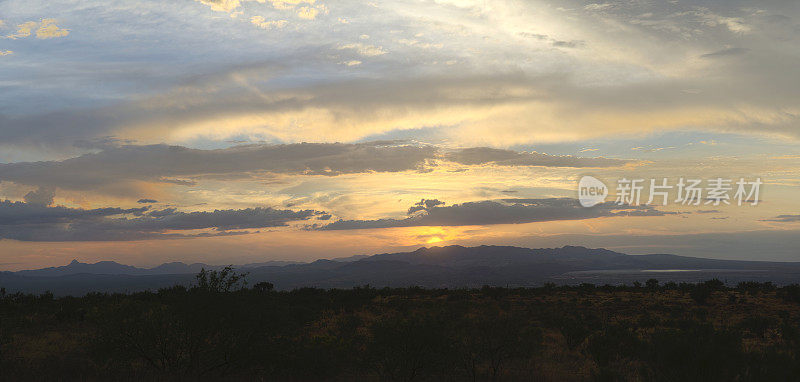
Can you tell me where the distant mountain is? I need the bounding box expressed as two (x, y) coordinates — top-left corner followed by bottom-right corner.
(364, 245), (627, 267)
(362, 245), (795, 271)
(329, 254), (371, 262)
(240, 245), (800, 290)
(16, 259), (150, 277)
(148, 262), (210, 275)
(4, 245), (800, 295)
(240, 260), (305, 268)
(14, 259), (305, 277)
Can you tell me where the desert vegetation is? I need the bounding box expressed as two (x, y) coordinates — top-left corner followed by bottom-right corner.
(3, 270), (800, 381)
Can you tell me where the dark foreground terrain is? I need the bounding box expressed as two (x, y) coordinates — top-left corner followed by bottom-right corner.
(3, 270), (800, 381)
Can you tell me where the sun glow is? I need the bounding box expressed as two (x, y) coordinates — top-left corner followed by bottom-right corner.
(426, 236), (443, 244)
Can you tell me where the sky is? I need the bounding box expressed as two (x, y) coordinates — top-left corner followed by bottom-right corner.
(0, 0), (799, 270)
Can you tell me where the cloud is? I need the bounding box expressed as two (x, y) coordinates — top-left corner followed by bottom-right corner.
(137, 199), (158, 204)
(0, 199), (320, 241)
(407, 199), (445, 214)
(297, 6), (319, 20)
(517, 32), (584, 49)
(269, 0), (316, 10)
(0, 199), (147, 227)
(701, 47), (749, 59)
(445, 147), (633, 168)
(0, 142), (437, 191)
(193, 0), (315, 14)
(321, 197), (673, 230)
(695, 209), (721, 214)
(584, 3), (613, 11)
(337, 43), (387, 56)
(3, 60), (799, 150)
(23, 186), (56, 206)
(396, 39), (443, 50)
(35, 19), (70, 39)
(694, 8), (751, 34)
(551, 40), (585, 48)
(762, 215), (800, 223)
(0, 0), (795, 259)
(194, 0), (242, 13)
(6, 21), (37, 39)
(630, 146), (675, 152)
(3, 0), (799, 152)
(129, 206), (320, 230)
(6, 19), (69, 40)
(250, 16), (288, 29)
(0, 142), (641, 194)
(1, 74), (545, 146)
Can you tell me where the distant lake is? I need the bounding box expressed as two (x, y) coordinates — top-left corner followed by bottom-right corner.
(567, 269), (767, 275)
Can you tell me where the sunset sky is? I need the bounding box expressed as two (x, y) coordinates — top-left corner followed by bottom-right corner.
(1, 0), (799, 270)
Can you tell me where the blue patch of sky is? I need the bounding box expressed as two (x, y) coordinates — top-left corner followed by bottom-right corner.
(509, 131), (800, 159)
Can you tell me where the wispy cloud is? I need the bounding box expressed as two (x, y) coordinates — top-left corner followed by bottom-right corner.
(250, 16), (287, 29)
(337, 42), (387, 56)
(762, 215), (800, 223)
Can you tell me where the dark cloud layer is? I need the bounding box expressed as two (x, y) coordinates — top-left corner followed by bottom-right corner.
(0, 142), (634, 192)
(445, 147), (633, 168)
(0, 142), (436, 190)
(0, 200), (147, 227)
(0, 200), (320, 241)
(322, 198), (673, 230)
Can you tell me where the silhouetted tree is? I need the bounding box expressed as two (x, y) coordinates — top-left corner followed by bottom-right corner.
(253, 281), (274, 292)
(195, 266), (248, 292)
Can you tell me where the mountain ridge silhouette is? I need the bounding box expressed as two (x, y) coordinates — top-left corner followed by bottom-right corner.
(4, 245), (800, 295)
